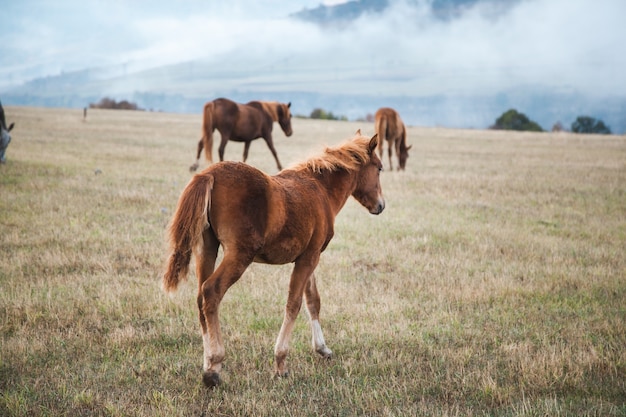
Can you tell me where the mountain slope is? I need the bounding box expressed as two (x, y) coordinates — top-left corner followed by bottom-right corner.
(2, 0), (623, 133)
(291, 0), (520, 24)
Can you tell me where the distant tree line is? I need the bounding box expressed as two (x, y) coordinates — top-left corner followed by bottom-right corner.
(90, 97), (143, 111)
(570, 116), (611, 134)
(309, 108), (348, 121)
(306, 107), (613, 135)
(491, 108), (612, 135)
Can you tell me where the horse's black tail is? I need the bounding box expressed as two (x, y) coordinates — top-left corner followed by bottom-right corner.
(201, 102), (215, 164)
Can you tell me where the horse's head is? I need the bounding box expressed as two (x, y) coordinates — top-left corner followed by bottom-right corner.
(0, 100), (14, 164)
(277, 102), (293, 137)
(0, 122), (14, 164)
(398, 143), (412, 171)
(352, 133), (385, 215)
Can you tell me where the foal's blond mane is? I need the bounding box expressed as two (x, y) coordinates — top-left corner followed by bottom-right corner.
(291, 135), (372, 174)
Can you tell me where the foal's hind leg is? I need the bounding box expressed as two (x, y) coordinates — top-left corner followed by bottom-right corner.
(304, 273), (333, 359)
(199, 249), (253, 387)
(274, 256), (319, 377)
(195, 229), (220, 384)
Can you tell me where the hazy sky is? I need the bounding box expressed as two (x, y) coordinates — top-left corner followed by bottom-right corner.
(1, 0), (625, 99)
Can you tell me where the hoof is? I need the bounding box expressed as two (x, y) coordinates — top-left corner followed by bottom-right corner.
(202, 370), (221, 388)
(274, 370), (289, 379)
(189, 163), (199, 172)
(316, 346), (333, 360)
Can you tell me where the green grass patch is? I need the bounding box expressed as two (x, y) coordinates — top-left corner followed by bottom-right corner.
(1, 107), (624, 416)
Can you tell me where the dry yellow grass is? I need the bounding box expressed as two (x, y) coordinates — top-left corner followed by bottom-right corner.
(1, 106), (625, 416)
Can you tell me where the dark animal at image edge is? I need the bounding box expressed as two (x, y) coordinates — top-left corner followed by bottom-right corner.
(375, 107), (411, 171)
(0, 100), (15, 164)
(164, 131), (385, 387)
(189, 98), (293, 172)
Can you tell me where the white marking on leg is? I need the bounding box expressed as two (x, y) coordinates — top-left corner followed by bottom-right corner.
(274, 313), (299, 376)
(275, 318), (295, 358)
(311, 319), (325, 351)
(311, 319), (333, 358)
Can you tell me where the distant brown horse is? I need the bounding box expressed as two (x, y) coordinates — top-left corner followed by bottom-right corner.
(189, 98), (293, 172)
(375, 107), (411, 171)
(164, 131), (385, 387)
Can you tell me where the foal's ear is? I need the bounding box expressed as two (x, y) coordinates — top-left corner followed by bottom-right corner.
(8, 122), (14, 132)
(287, 102), (291, 108)
(368, 134), (379, 153)
(355, 128), (361, 136)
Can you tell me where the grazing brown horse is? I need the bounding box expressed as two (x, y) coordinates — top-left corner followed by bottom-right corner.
(164, 131), (385, 387)
(189, 98), (293, 172)
(375, 107), (412, 171)
(0, 101), (15, 164)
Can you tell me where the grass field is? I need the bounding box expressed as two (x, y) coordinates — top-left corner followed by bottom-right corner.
(1, 106), (624, 416)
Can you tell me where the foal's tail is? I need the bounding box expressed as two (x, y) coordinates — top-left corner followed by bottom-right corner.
(163, 173), (214, 292)
(201, 101), (215, 164)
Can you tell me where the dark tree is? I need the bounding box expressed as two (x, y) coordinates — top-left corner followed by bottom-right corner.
(491, 109), (543, 132)
(310, 108), (326, 119)
(309, 108), (347, 121)
(89, 97), (141, 111)
(571, 116), (611, 134)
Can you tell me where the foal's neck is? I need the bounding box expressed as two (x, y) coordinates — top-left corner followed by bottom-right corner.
(314, 168), (357, 216)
